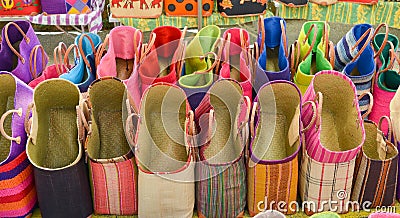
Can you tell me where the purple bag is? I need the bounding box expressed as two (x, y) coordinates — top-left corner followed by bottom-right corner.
(0, 21), (48, 84)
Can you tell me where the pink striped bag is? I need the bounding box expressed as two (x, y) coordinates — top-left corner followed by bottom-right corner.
(301, 70), (365, 163)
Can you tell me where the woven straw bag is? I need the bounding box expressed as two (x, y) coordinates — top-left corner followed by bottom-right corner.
(96, 26), (142, 82)
(26, 79), (93, 218)
(0, 21), (48, 84)
(84, 77), (138, 215)
(59, 33), (101, 93)
(291, 21), (334, 94)
(125, 83), (195, 218)
(218, 28), (252, 100)
(247, 81), (309, 215)
(299, 146), (356, 215)
(195, 79), (249, 218)
(369, 42), (400, 133)
(334, 24), (373, 72)
(0, 72), (36, 218)
(28, 43), (71, 88)
(253, 16), (289, 89)
(301, 70), (365, 163)
(351, 117), (398, 208)
(179, 25), (221, 110)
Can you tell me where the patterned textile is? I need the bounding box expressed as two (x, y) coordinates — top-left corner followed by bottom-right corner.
(277, 1), (400, 29)
(196, 158), (247, 218)
(27, 0), (103, 33)
(117, 2), (274, 30)
(351, 147), (398, 208)
(89, 156), (138, 215)
(66, 0), (91, 14)
(299, 149), (356, 215)
(247, 156), (299, 215)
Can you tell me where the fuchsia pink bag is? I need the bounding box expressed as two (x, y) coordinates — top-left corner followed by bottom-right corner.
(218, 28), (252, 100)
(301, 70), (365, 163)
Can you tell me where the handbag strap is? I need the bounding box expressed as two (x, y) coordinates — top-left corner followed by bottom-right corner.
(78, 34), (97, 73)
(378, 116), (394, 142)
(280, 20), (288, 57)
(328, 41), (335, 68)
(95, 34), (109, 68)
(174, 26), (188, 80)
(258, 15), (265, 54)
(322, 22), (330, 60)
(29, 45), (48, 80)
(0, 108), (23, 144)
(289, 40), (301, 79)
(301, 100), (317, 133)
(140, 32), (156, 64)
(371, 23), (389, 59)
(4, 22), (31, 64)
(63, 44), (81, 71)
(301, 24), (318, 62)
(54, 42), (69, 75)
(194, 52), (218, 75)
(358, 92), (374, 120)
(350, 27), (373, 62)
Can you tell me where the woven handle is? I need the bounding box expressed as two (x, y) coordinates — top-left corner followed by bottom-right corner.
(328, 41), (335, 68)
(78, 34), (97, 73)
(350, 28), (373, 62)
(29, 45), (48, 80)
(125, 112), (140, 151)
(54, 42), (69, 75)
(194, 52), (218, 75)
(289, 40), (301, 79)
(322, 22), (330, 60)
(358, 92), (374, 120)
(64, 44), (81, 70)
(301, 100), (317, 133)
(379, 116), (394, 142)
(0, 108), (23, 144)
(372, 23), (389, 59)
(77, 98), (91, 143)
(301, 24), (318, 62)
(280, 20), (288, 57)
(24, 103), (34, 136)
(258, 15), (265, 54)
(4, 22), (30, 64)
(140, 32), (156, 64)
(174, 26), (188, 80)
(186, 110), (195, 158)
(95, 34), (109, 69)
(249, 101), (258, 138)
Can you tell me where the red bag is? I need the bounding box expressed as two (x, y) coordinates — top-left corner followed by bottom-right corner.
(0, 0), (41, 16)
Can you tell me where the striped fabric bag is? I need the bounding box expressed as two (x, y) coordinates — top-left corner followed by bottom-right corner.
(0, 72), (36, 218)
(299, 148), (356, 215)
(301, 70), (365, 163)
(334, 24), (373, 72)
(351, 118), (398, 208)
(247, 81), (303, 215)
(126, 83), (195, 218)
(195, 79), (249, 218)
(85, 78), (138, 215)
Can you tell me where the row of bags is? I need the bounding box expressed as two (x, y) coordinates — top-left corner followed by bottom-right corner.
(0, 0), (93, 16)
(0, 18), (399, 217)
(109, 0), (267, 18)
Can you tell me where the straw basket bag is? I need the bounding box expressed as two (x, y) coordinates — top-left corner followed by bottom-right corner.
(351, 117), (398, 208)
(195, 79), (249, 218)
(301, 70), (365, 163)
(0, 72), (36, 218)
(85, 77), (138, 215)
(26, 79), (93, 218)
(247, 81), (306, 215)
(125, 83), (195, 218)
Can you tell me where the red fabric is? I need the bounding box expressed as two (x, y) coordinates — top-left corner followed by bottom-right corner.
(0, 0), (41, 16)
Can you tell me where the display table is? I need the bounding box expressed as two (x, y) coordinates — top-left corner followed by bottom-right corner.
(277, 0), (400, 29)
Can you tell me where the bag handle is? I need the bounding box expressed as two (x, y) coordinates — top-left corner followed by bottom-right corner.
(77, 98), (91, 144)
(350, 28), (373, 62)
(358, 92), (374, 120)
(95, 34), (109, 68)
(0, 108), (23, 144)
(371, 23), (389, 59)
(301, 24), (318, 62)
(258, 15), (266, 54)
(379, 116), (394, 142)
(4, 22), (31, 64)
(78, 34), (97, 73)
(133, 29), (142, 64)
(29, 45), (48, 80)
(301, 100), (317, 133)
(63, 44), (81, 71)
(54, 42), (69, 75)
(289, 40), (301, 80)
(302, 92), (323, 131)
(280, 20), (288, 57)
(328, 41), (335, 68)
(322, 22), (330, 60)
(194, 52), (218, 75)
(174, 27), (188, 80)
(140, 32), (156, 64)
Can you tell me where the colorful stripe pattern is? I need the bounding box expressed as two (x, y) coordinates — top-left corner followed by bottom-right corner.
(299, 149), (356, 215)
(247, 156), (299, 216)
(351, 147), (398, 208)
(0, 152), (37, 218)
(89, 154), (138, 215)
(196, 157), (246, 218)
(302, 70), (364, 163)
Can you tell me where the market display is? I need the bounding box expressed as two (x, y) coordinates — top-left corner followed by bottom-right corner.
(0, 16), (400, 218)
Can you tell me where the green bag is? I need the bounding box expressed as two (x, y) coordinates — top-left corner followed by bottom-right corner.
(291, 21), (334, 94)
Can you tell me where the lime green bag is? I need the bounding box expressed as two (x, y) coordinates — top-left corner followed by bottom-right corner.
(291, 21), (334, 94)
